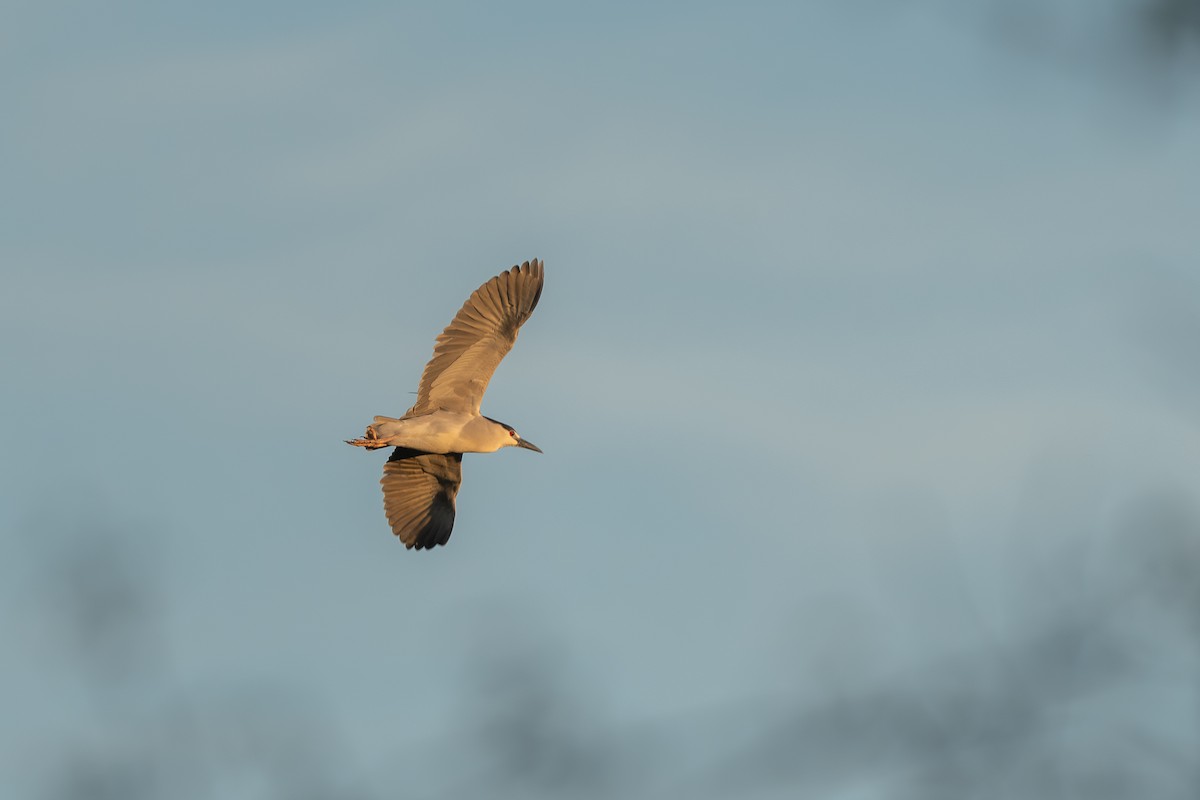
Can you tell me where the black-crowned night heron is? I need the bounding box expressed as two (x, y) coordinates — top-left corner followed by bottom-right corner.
(346, 260), (544, 550)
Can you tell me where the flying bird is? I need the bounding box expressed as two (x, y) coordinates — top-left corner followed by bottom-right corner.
(346, 259), (545, 550)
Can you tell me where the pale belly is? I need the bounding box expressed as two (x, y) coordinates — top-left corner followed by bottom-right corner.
(369, 412), (485, 453)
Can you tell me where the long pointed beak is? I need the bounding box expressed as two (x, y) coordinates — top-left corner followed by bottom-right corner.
(516, 437), (543, 453)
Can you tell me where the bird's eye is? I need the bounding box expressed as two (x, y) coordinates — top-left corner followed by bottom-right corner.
(509, 430), (517, 437)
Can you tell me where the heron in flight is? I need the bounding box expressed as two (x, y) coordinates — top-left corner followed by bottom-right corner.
(346, 260), (545, 550)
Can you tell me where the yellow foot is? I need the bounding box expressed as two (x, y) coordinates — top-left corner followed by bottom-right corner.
(345, 437), (387, 450)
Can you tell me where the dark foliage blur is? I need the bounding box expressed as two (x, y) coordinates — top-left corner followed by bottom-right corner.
(20, 488), (1200, 799)
(25, 521), (359, 800)
(1138, 0), (1200, 56)
(987, 0), (1200, 52)
(977, 0), (1200, 95)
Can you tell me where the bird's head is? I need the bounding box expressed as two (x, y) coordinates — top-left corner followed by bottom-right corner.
(486, 416), (543, 453)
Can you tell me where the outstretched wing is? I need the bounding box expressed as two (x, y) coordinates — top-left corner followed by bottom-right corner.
(408, 260), (544, 415)
(380, 448), (463, 550)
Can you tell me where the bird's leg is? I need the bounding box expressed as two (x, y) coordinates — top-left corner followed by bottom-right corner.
(345, 437), (388, 449)
(345, 427), (388, 449)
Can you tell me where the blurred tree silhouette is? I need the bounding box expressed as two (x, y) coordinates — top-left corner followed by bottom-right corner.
(26, 522), (366, 800)
(952, 0), (1200, 99)
(1139, 0), (1200, 55)
(22, 493), (1199, 799)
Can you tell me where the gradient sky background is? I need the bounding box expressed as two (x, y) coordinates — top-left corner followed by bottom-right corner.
(4, 1), (1200, 797)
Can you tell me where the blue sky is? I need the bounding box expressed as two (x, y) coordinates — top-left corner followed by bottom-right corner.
(4, 2), (1200, 797)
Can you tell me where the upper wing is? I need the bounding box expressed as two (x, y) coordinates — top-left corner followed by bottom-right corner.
(408, 260), (544, 415)
(380, 449), (463, 550)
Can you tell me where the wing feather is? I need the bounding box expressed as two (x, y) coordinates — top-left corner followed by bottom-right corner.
(407, 260), (544, 415)
(380, 449), (463, 550)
